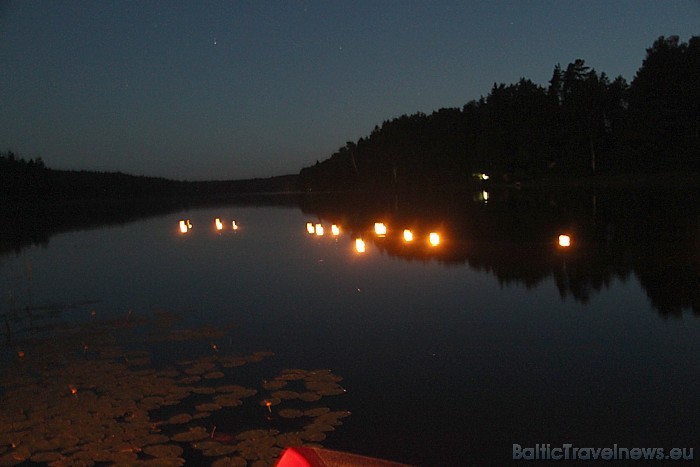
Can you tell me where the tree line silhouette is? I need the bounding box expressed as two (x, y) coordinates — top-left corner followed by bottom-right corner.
(299, 35), (699, 191)
(0, 150), (297, 204)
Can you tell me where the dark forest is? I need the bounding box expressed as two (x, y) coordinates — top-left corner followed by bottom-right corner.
(299, 35), (699, 191)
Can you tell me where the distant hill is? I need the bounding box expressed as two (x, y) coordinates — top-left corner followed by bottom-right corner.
(0, 151), (299, 205)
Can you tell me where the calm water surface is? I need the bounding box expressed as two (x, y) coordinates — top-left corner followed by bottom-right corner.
(2, 191), (700, 465)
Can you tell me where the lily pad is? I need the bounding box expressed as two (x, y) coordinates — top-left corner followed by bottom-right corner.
(204, 371), (225, 380)
(278, 408), (304, 419)
(195, 403), (222, 412)
(167, 413), (192, 425)
(170, 428), (210, 443)
(270, 390), (299, 400)
(143, 444), (184, 458)
(202, 444), (240, 457)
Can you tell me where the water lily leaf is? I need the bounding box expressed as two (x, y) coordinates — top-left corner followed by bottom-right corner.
(143, 444), (184, 458)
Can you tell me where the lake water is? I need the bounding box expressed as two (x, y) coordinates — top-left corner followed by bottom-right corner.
(1, 189), (699, 465)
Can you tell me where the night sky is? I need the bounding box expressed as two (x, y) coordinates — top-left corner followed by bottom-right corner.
(1, 1), (698, 181)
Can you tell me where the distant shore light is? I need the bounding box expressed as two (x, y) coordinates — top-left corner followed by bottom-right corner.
(306, 222), (315, 234)
(315, 224), (324, 236)
(355, 238), (366, 253)
(429, 232), (440, 246)
(403, 229), (414, 242)
(179, 220), (188, 233)
(331, 224), (340, 236)
(232, 220), (238, 230)
(215, 218), (223, 231)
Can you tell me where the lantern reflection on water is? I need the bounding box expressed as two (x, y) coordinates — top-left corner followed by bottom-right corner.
(306, 222), (315, 234)
(429, 232), (440, 246)
(315, 224), (324, 236)
(215, 218), (224, 231)
(403, 229), (414, 242)
(355, 238), (366, 253)
(558, 234), (571, 247)
(331, 224), (340, 236)
(374, 223), (387, 236)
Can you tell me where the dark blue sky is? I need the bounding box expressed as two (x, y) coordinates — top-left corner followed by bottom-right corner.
(1, 1), (698, 180)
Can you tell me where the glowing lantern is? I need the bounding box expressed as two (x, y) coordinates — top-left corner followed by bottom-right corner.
(403, 229), (414, 242)
(331, 224), (340, 236)
(355, 238), (366, 253)
(429, 232), (440, 246)
(306, 222), (315, 234)
(482, 190), (489, 202)
(70, 386), (78, 395)
(232, 220), (238, 230)
(215, 218), (223, 231)
(179, 220), (188, 233)
(558, 234), (571, 247)
(374, 222), (387, 236)
(315, 224), (324, 236)
(264, 400), (273, 413)
(17, 350), (25, 359)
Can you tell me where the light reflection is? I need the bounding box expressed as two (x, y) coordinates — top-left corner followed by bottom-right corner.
(558, 234), (571, 248)
(374, 222), (387, 236)
(306, 222), (315, 234)
(331, 224), (340, 236)
(315, 224), (324, 236)
(215, 218), (223, 231)
(355, 238), (366, 253)
(403, 229), (414, 242)
(429, 232), (440, 246)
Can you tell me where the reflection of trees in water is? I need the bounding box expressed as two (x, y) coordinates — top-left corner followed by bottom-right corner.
(3, 190), (697, 318)
(301, 188), (700, 317)
(0, 194), (299, 258)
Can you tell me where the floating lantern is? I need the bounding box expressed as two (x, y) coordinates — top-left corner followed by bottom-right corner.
(403, 229), (414, 242)
(355, 238), (366, 253)
(374, 222), (387, 236)
(315, 224), (324, 236)
(331, 224), (340, 236)
(558, 234), (571, 247)
(215, 218), (223, 231)
(17, 350), (25, 359)
(232, 220), (238, 230)
(306, 222), (315, 234)
(179, 220), (188, 233)
(429, 232), (440, 246)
